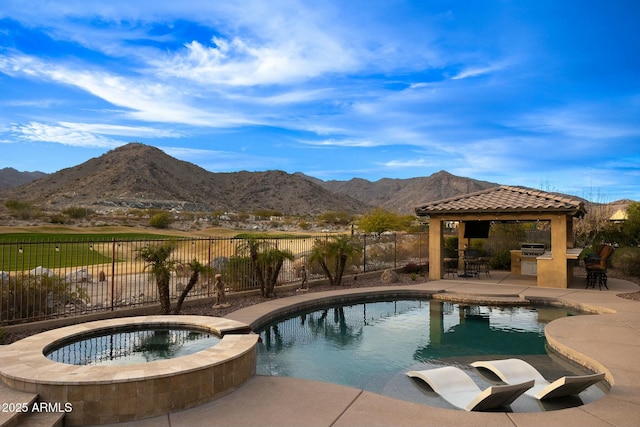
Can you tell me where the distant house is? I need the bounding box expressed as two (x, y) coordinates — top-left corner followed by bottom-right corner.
(607, 200), (632, 223)
(610, 208), (628, 223)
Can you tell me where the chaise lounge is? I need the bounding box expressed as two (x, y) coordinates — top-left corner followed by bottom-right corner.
(407, 366), (534, 411)
(471, 358), (606, 400)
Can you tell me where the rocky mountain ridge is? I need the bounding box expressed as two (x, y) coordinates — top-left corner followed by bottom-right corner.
(1, 143), (500, 216)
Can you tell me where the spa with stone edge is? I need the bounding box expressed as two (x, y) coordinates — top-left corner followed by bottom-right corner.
(0, 315), (258, 426)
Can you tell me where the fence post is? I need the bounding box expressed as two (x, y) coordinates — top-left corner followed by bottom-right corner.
(110, 238), (116, 311)
(394, 233), (397, 268)
(363, 234), (367, 272)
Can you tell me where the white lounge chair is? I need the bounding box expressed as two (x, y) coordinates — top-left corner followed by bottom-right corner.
(407, 366), (534, 411)
(471, 358), (606, 400)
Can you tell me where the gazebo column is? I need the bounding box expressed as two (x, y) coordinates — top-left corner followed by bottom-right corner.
(429, 217), (443, 280)
(537, 215), (569, 288)
(457, 222), (467, 271)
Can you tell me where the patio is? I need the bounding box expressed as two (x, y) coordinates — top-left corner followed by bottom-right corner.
(100, 272), (640, 427)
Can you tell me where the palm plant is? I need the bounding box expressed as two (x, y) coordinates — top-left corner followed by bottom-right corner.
(236, 238), (294, 297)
(259, 246), (294, 297)
(137, 242), (176, 314)
(309, 235), (362, 286)
(173, 259), (212, 314)
(236, 238), (268, 296)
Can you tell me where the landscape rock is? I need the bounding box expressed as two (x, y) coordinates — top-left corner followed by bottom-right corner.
(30, 266), (54, 276)
(65, 268), (92, 284)
(380, 269), (400, 283)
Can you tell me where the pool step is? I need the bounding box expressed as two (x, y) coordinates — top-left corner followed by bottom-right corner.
(0, 383), (64, 427)
(432, 292), (529, 305)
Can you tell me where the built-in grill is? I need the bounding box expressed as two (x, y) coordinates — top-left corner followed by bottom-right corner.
(521, 243), (546, 257)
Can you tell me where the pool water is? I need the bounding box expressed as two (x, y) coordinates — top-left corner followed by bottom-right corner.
(256, 299), (603, 411)
(46, 326), (221, 366)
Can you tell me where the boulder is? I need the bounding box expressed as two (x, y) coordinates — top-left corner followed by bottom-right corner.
(30, 266), (54, 276)
(380, 269), (400, 283)
(65, 268), (93, 283)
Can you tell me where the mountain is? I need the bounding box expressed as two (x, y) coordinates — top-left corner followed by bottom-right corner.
(318, 172), (499, 214)
(0, 167), (47, 189)
(0, 143), (370, 215)
(1, 143), (507, 216)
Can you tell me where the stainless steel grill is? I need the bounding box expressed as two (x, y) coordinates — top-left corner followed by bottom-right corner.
(521, 243), (545, 257)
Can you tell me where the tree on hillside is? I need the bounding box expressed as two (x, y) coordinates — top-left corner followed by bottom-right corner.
(318, 211), (354, 226)
(309, 235), (361, 286)
(357, 208), (413, 234)
(621, 202), (640, 246)
(137, 242), (176, 314)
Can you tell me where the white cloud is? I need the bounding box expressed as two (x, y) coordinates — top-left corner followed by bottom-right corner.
(298, 138), (382, 148)
(512, 104), (640, 139)
(381, 159), (439, 168)
(58, 122), (182, 138)
(152, 34), (357, 87)
(11, 122), (124, 148)
(0, 54), (260, 128)
(451, 62), (508, 80)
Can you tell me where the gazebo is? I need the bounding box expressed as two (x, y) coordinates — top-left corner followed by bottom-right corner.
(415, 186), (587, 288)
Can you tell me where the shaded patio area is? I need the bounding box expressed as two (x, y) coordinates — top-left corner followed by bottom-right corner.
(415, 186), (588, 289)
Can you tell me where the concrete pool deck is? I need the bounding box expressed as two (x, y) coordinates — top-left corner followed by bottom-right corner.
(107, 272), (640, 426)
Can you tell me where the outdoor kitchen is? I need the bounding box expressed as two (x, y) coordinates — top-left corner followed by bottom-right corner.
(510, 243), (547, 276)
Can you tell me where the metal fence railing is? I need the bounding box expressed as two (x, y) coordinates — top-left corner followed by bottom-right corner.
(0, 233), (428, 325)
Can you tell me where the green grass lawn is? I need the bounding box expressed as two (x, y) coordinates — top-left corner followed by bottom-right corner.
(0, 232), (175, 271)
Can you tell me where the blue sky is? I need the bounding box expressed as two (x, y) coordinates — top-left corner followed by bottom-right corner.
(1, 1), (639, 202)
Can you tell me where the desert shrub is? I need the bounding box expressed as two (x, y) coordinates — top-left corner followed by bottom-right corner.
(0, 273), (88, 322)
(5, 199), (42, 220)
(444, 236), (458, 258)
(489, 249), (512, 270)
(224, 256), (255, 291)
(298, 221), (310, 230)
(149, 211), (172, 228)
(62, 206), (93, 219)
(469, 240), (487, 256)
(401, 262), (427, 274)
(611, 247), (640, 277)
(49, 213), (68, 224)
(318, 211), (354, 226)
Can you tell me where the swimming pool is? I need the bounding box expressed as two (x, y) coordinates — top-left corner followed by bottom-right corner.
(255, 299), (604, 411)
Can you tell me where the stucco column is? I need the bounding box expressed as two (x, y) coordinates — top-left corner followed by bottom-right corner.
(457, 222), (467, 271)
(429, 218), (443, 280)
(537, 215), (569, 288)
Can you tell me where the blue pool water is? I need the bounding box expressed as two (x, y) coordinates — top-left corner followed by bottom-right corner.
(46, 327), (221, 366)
(255, 299), (603, 411)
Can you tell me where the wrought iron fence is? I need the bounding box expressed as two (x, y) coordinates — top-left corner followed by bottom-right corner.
(0, 233), (428, 325)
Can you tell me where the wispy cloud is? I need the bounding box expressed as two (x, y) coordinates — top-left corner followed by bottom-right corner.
(297, 138), (383, 148)
(511, 103), (640, 139)
(11, 122), (124, 148)
(58, 122), (182, 138)
(451, 62), (509, 80)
